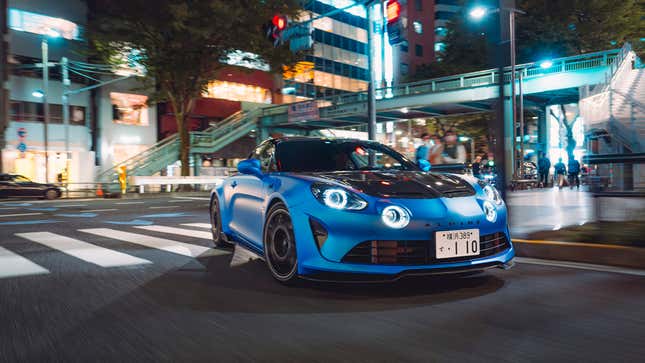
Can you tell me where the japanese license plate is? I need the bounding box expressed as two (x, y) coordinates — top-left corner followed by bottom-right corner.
(435, 229), (480, 259)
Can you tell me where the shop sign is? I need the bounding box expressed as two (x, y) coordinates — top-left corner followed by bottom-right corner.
(287, 101), (319, 123)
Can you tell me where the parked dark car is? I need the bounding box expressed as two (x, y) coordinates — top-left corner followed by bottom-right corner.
(0, 174), (61, 199)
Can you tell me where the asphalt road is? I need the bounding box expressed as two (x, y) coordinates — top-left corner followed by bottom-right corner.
(0, 196), (644, 362)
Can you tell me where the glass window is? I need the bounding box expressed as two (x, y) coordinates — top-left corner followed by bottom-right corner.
(415, 44), (423, 57)
(8, 8), (82, 40)
(275, 139), (416, 172)
(435, 26), (448, 37)
(415, 0), (423, 11)
(400, 40), (409, 53)
(413, 21), (423, 34)
(13, 175), (32, 183)
(203, 81), (271, 104)
(434, 42), (446, 53)
(110, 92), (150, 125)
(401, 63), (409, 76)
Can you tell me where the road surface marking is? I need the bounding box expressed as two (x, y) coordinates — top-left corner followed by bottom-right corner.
(172, 196), (211, 201)
(15, 232), (151, 268)
(135, 225), (212, 240)
(79, 228), (227, 258)
(168, 199), (193, 203)
(0, 207), (17, 211)
(0, 247), (50, 279)
(149, 206), (180, 209)
(116, 201), (145, 205)
(181, 223), (211, 229)
(53, 204), (87, 208)
(514, 257), (645, 277)
(84, 208), (118, 212)
(0, 212), (43, 218)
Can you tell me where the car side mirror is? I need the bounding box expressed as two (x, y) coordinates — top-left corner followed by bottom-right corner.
(237, 158), (264, 179)
(418, 159), (431, 172)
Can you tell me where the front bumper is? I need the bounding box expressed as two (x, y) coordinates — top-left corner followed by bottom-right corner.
(290, 196), (514, 279)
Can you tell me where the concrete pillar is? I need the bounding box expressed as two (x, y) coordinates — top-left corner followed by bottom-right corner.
(504, 97), (514, 183)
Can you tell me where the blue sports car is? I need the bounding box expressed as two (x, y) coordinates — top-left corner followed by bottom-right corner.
(209, 137), (514, 284)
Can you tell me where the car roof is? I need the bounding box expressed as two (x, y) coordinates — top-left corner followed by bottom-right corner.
(271, 136), (377, 145)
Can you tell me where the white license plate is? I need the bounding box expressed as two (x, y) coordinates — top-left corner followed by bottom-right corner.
(435, 229), (480, 259)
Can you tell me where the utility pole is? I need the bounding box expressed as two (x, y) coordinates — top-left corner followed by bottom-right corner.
(42, 37), (50, 183)
(519, 70), (524, 170)
(61, 57), (70, 170)
(0, 0), (8, 173)
(366, 0), (377, 166)
(509, 7), (517, 178)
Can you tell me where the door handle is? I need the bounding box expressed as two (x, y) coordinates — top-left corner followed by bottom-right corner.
(231, 181), (238, 188)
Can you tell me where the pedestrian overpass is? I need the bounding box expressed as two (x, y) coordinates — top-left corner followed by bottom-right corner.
(98, 44), (633, 181)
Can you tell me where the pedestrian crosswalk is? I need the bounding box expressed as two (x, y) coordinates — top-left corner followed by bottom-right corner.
(1, 223), (228, 280)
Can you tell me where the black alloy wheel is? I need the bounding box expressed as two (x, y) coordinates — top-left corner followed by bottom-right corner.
(210, 196), (233, 248)
(44, 189), (58, 200)
(263, 202), (299, 284)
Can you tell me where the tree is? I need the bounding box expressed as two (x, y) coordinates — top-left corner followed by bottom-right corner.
(549, 104), (579, 161)
(84, 0), (302, 176)
(411, 0), (643, 80)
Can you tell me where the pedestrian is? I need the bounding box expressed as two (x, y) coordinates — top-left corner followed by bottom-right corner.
(537, 152), (551, 187)
(415, 133), (431, 165)
(471, 155), (482, 178)
(554, 157), (567, 189)
(428, 134), (444, 165)
(567, 157), (581, 190)
(441, 131), (466, 164)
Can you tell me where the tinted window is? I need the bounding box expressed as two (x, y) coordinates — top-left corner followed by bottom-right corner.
(275, 140), (417, 172)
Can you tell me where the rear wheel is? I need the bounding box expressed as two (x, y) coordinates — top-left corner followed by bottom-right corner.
(44, 189), (58, 200)
(210, 196), (233, 248)
(263, 202), (299, 285)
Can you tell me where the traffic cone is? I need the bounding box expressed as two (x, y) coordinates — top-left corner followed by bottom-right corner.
(96, 184), (104, 197)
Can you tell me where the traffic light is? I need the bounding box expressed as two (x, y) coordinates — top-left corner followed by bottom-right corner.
(386, 0), (404, 45)
(265, 14), (288, 47)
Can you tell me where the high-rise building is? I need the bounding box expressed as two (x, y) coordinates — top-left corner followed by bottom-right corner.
(433, 0), (462, 58)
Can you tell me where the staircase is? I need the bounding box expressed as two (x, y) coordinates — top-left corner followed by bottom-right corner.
(97, 109), (259, 181)
(580, 43), (644, 153)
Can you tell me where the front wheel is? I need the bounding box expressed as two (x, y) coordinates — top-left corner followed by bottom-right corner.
(263, 202), (299, 285)
(210, 196), (233, 248)
(44, 189), (59, 200)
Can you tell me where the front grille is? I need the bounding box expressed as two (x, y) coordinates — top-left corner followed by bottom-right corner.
(341, 232), (510, 265)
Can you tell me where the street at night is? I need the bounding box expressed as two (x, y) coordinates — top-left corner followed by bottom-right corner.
(1, 196), (644, 362)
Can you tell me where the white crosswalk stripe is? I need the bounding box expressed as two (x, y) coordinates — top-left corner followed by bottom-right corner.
(180, 223), (211, 229)
(0, 246), (50, 279)
(15, 232), (152, 268)
(79, 228), (226, 258)
(134, 225), (212, 240)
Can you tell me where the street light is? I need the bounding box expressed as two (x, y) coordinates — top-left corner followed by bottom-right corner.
(40, 28), (61, 183)
(469, 7), (487, 20)
(539, 60), (553, 69)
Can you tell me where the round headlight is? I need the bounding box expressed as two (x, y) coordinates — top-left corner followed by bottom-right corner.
(483, 185), (503, 205)
(381, 205), (410, 229)
(483, 200), (497, 222)
(322, 188), (348, 209)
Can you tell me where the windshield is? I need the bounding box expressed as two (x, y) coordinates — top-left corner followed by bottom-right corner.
(275, 139), (418, 172)
(13, 175), (32, 183)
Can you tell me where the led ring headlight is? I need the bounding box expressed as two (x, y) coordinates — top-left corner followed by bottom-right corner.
(483, 200), (497, 223)
(381, 205), (410, 229)
(322, 188), (348, 209)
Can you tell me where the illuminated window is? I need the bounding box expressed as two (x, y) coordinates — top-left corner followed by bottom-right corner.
(413, 21), (423, 34)
(435, 26), (448, 37)
(8, 8), (81, 40)
(434, 42), (446, 53)
(203, 81), (272, 104)
(222, 50), (269, 71)
(317, 0), (366, 18)
(110, 93), (149, 126)
(312, 14), (367, 43)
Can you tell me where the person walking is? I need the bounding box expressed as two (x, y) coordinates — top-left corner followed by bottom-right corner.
(471, 155), (482, 178)
(441, 131), (466, 164)
(415, 133), (431, 165)
(428, 134), (444, 165)
(554, 157), (567, 189)
(568, 158), (581, 190)
(537, 152), (551, 188)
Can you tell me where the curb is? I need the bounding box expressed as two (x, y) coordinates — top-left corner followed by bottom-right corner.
(512, 239), (645, 270)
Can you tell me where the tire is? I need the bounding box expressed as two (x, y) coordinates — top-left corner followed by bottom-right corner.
(44, 189), (59, 200)
(263, 202), (299, 285)
(210, 196), (233, 248)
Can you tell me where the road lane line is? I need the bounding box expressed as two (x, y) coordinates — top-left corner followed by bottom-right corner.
(79, 228), (227, 258)
(0, 247), (50, 279)
(0, 212), (43, 218)
(149, 206), (180, 209)
(514, 257), (645, 277)
(171, 196), (211, 201)
(168, 199), (193, 203)
(512, 238), (640, 251)
(15, 232), (151, 268)
(116, 202), (145, 205)
(181, 223), (211, 229)
(0, 207), (17, 211)
(53, 204), (87, 208)
(84, 208), (118, 212)
(134, 225), (212, 240)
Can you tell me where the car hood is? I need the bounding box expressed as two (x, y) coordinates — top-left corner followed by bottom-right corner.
(302, 170), (476, 199)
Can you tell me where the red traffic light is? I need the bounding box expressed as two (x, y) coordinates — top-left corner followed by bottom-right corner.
(272, 15), (287, 31)
(386, 0), (401, 24)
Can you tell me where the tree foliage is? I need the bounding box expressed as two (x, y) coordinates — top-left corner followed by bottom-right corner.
(411, 0), (643, 81)
(84, 0), (302, 175)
